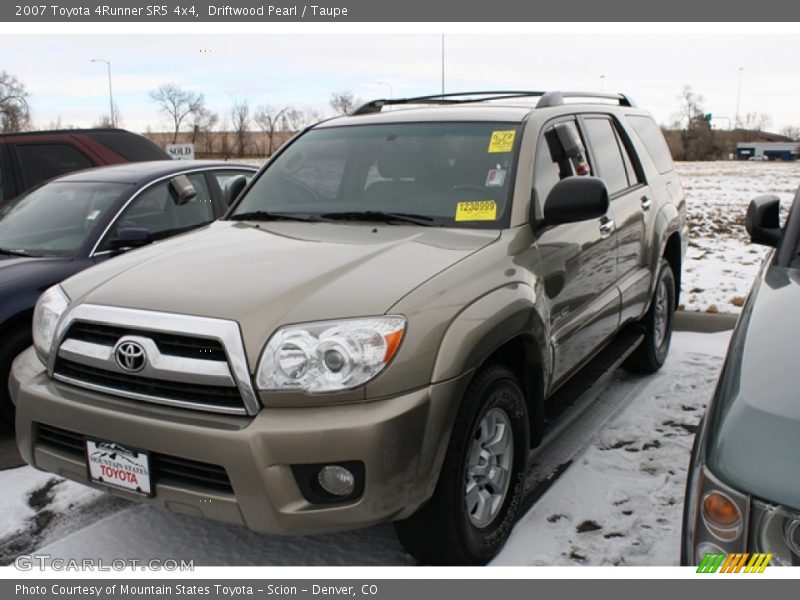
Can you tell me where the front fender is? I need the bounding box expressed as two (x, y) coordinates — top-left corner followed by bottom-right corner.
(431, 283), (549, 384)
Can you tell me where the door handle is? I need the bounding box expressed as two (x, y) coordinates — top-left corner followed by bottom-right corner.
(641, 196), (652, 211)
(599, 218), (615, 238)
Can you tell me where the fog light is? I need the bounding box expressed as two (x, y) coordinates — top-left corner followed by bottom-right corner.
(695, 541), (725, 564)
(317, 465), (355, 497)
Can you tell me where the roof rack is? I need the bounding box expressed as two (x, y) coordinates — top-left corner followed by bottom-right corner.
(350, 90), (636, 115)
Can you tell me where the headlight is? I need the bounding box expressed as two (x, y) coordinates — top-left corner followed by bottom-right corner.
(32, 285), (70, 361)
(752, 500), (800, 566)
(256, 316), (406, 393)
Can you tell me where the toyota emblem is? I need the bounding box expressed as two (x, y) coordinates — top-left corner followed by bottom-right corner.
(114, 340), (147, 373)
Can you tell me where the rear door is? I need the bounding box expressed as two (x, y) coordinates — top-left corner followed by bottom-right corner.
(532, 116), (620, 386)
(580, 115), (651, 323)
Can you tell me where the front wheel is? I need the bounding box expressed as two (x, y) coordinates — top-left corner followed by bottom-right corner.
(625, 258), (676, 373)
(394, 363), (529, 565)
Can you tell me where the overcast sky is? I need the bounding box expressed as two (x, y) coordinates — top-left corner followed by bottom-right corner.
(3, 33), (799, 133)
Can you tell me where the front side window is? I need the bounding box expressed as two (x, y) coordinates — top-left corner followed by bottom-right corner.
(0, 181), (128, 256)
(533, 120), (591, 206)
(231, 122), (522, 228)
(99, 173), (213, 251)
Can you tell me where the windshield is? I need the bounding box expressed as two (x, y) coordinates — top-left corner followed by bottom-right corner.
(0, 181), (129, 257)
(230, 122), (520, 228)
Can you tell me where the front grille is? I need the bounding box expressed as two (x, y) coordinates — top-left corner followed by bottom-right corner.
(65, 322), (227, 361)
(36, 423), (234, 495)
(54, 358), (244, 409)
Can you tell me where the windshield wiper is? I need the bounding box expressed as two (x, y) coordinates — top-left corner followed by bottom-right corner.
(0, 247), (40, 257)
(229, 210), (322, 223)
(320, 211), (436, 226)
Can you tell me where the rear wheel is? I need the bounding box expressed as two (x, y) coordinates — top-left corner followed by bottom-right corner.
(0, 324), (31, 426)
(625, 258), (676, 373)
(394, 363), (529, 565)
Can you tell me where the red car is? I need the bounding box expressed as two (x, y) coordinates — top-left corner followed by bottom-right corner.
(0, 128), (169, 207)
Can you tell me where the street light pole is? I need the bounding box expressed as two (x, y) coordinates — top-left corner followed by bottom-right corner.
(735, 67), (743, 130)
(441, 34), (445, 95)
(600, 74), (605, 93)
(91, 59), (115, 127)
(376, 81), (393, 99)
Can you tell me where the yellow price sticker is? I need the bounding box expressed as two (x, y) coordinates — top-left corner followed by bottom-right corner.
(487, 130), (516, 153)
(455, 200), (498, 222)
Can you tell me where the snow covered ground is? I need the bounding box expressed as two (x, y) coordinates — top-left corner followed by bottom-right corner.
(676, 161), (799, 314)
(0, 330), (730, 566)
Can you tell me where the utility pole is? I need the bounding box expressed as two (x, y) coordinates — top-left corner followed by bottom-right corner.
(441, 34), (445, 95)
(735, 67), (743, 129)
(600, 74), (605, 93)
(91, 59), (115, 127)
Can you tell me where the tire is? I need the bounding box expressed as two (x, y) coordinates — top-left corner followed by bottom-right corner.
(0, 324), (32, 427)
(394, 363), (529, 565)
(625, 258), (676, 374)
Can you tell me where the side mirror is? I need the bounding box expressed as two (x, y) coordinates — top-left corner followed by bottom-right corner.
(746, 195), (781, 247)
(540, 176), (610, 226)
(223, 176), (248, 207)
(111, 227), (153, 252)
(169, 175), (198, 206)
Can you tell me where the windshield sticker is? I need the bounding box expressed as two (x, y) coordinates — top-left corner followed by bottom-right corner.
(485, 168), (506, 187)
(455, 200), (497, 222)
(488, 130), (516, 153)
(86, 210), (101, 221)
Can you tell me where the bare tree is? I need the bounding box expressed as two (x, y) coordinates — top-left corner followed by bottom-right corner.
(94, 105), (123, 128)
(281, 108), (321, 132)
(149, 83), (205, 143)
(742, 112), (772, 133)
(254, 104), (288, 156)
(329, 91), (357, 115)
(671, 86), (717, 160)
(780, 125), (800, 141)
(671, 85), (704, 129)
(230, 99), (250, 157)
(190, 107), (219, 155)
(0, 71), (31, 132)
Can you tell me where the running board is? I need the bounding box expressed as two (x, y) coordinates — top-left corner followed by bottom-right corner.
(542, 326), (644, 440)
(519, 325), (645, 513)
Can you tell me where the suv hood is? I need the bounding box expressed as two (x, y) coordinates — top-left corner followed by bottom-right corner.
(707, 264), (800, 510)
(62, 221), (499, 359)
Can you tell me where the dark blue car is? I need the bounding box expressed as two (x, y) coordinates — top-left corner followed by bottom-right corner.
(0, 160), (257, 422)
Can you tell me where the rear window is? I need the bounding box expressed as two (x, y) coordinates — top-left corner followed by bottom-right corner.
(627, 115), (674, 174)
(86, 131), (170, 161)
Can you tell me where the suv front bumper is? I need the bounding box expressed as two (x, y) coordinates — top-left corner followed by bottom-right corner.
(11, 347), (467, 535)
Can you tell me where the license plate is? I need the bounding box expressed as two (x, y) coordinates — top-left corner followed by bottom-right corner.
(85, 438), (152, 496)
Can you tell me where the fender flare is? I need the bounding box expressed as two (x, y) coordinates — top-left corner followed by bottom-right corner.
(431, 283), (550, 445)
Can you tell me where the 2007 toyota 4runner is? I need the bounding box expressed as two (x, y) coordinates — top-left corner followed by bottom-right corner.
(10, 91), (686, 565)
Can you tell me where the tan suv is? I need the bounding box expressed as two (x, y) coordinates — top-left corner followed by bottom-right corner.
(10, 91), (687, 565)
